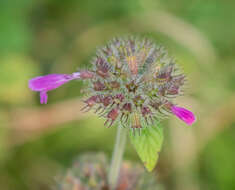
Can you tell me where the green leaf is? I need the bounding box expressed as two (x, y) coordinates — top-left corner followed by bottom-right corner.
(130, 124), (164, 172)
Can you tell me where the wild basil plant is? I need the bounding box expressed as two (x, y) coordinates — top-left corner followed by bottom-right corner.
(29, 37), (196, 189)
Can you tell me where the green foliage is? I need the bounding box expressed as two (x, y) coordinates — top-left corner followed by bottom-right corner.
(0, 0), (31, 55)
(199, 125), (235, 190)
(0, 56), (38, 105)
(130, 124), (164, 172)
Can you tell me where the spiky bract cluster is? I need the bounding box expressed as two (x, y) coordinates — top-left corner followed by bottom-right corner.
(82, 37), (185, 128)
(56, 153), (158, 190)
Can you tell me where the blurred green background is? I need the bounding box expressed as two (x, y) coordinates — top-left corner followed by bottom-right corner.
(0, 0), (235, 189)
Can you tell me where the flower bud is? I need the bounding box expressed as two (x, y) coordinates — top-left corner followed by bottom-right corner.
(141, 106), (151, 117)
(96, 57), (110, 78)
(122, 103), (132, 113)
(171, 105), (196, 125)
(109, 81), (120, 89)
(121, 103), (132, 123)
(93, 81), (106, 91)
(80, 71), (95, 79)
(105, 108), (119, 127)
(102, 96), (112, 107)
(81, 95), (102, 112)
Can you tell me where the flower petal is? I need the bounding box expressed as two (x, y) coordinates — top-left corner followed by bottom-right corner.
(40, 91), (48, 104)
(29, 74), (74, 92)
(29, 72), (82, 104)
(171, 105), (196, 125)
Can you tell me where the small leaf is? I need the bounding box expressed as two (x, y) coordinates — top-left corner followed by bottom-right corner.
(130, 124), (164, 172)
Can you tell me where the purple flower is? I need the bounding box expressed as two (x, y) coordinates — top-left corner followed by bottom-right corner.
(28, 37), (197, 128)
(29, 72), (81, 104)
(171, 105), (196, 125)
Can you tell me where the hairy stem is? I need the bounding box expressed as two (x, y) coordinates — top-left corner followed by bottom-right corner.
(108, 126), (127, 190)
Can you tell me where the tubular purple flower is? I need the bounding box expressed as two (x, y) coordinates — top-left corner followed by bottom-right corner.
(29, 72), (81, 104)
(171, 105), (196, 125)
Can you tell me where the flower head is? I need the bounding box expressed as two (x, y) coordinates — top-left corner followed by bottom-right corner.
(29, 37), (195, 127)
(58, 153), (158, 190)
(81, 37), (195, 127)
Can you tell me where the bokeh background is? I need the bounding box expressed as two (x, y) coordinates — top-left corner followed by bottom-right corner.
(0, 0), (235, 189)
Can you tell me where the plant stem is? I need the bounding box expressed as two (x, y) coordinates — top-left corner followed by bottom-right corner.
(108, 125), (127, 190)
